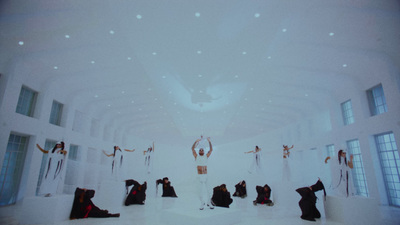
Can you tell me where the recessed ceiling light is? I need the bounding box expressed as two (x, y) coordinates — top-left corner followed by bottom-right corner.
(305, 94), (309, 97)
(18, 41), (24, 46)
(235, 75), (239, 78)
(267, 56), (272, 59)
(195, 12), (201, 17)
(342, 64), (347, 67)
(94, 95), (99, 98)
(121, 91), (125, 94)
(65, 35), (70, 38)
(282, 28), (287, 32)
(54, 66), (58, 70)
(197, 50), (202, 54)
(162, 75), (166, 78)
(329, 32), (335, 36)
(137, 15), (142, 19)
(109, 30), (115, 34)
(254, 13), (260, 18)
(91, 61), (95, 64)
(198, 74), (202, 78)
(127, 57), (132, 60)
(152, 52), (157, 55)
(107, 104), (111, 107)
(242, 51), (247, 55)
(131, 100), (134, 103)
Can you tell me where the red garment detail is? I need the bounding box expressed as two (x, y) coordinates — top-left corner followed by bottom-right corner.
(132, 190), (137, 195)
(84, 205), (92, 218)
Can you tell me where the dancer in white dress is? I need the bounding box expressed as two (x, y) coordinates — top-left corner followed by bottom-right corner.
(282, 145), (294, 181)
(192, 137), (214, 210)
(143, 142), (155, 174)
(36, 142), (67, 197)
(325, 149), (354, 197)
(103, 146), (135, 179)
(245, 146), (262, 174)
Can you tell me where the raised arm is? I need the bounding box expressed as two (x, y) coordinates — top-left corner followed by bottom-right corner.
(191, 139), (199, 159)
(324, 156), (331, 164)
(102, 150), (114, 157)
(206, 137), (213, 157)
(289, 145), (294, 150)
(124, 148), (135, 152)
(152, 142), (155, 152)
(245, 150), (254, 154)
(348, 154), (354, 169)
(36, 144), (48, 154)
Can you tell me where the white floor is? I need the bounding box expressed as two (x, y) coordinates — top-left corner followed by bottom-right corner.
(1, 188), (400, 225)
(1, 188), (394, 225)
(1, 167), (400, 225)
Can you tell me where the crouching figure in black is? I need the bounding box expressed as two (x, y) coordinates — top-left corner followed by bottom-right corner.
(232, 180), (247, 198)
(156, 177), (178, 197)
(296, 178), (326, 222)
(211, 184), (233, 208)
(70, 187), (120, 219)
(125, 179), (147, 206)
(253, 184), (274, 206)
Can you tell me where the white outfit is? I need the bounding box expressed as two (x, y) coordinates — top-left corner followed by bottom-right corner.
(39, 148), (66, 196)
(144, 150), (153, 174)
(196, 155), (211, 207)
(282, 150), (291, 181)
(112, 149), (123, 178)
(330, 156), (355, 197)
(248, 150), (262, 174)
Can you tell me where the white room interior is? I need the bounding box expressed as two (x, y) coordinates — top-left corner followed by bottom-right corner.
(0, 0), (400, 224)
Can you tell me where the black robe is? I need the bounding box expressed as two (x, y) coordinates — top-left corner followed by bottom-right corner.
(125, 179), (147, 206)
(211, 184), (233, 208)
(232, 180), (247, 198)
(296, 180), (326, 221)
(70, 188), (119, 219)
(255, 184), (272, 204)
(156, 178), (178, 197)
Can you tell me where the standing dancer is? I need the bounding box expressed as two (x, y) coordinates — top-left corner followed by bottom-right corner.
(36, 141), (68, 197)
(282, 144), (294, 181)
(245, 146), (262, 174)
(192, 137), (214, 210)
(325, 149), (354, 197)
(143, 142), (155, 174)
(103, 146), (135, 179)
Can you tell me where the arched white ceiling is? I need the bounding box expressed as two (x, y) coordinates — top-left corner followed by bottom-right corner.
(1, 0), (399, 144)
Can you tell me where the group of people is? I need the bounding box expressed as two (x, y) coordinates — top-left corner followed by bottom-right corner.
(36, 137), (355, 222)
